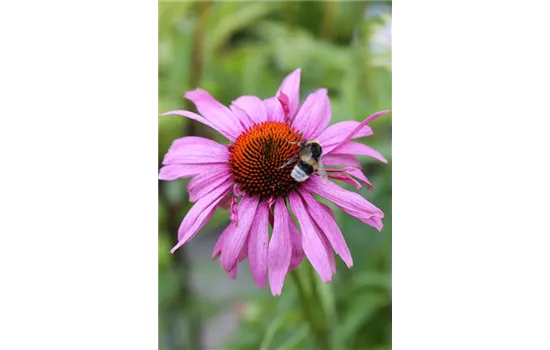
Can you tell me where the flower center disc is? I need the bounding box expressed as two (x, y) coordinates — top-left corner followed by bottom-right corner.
(229, 122), (302, 198)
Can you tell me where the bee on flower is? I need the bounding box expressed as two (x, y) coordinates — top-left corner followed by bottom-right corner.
(159, 69), (389, 296)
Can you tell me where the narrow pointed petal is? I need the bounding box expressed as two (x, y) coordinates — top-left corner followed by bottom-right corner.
(188, 172), (232, 202)
(331, 141), (388, 163)
(288, 218), (304, 271)
(317, 229), (336, 274)
(292, 89), (330, 139)
(303, 176), (384, 230)
(326, 167), (374, 190)
(232, 96), (268, 125)
(298, 190), (353, 268)
(159, 163), (229, 181)
(288, 192), (333, 283)
(185, 88), (244, 140)
(221, 196), (259, 270)
(160, 109), (235, 142)
(323, 154), (361, 168)
(338, 110), (390, 146)
(212, 223), (235, 259)
(248, 201), (269, 288)
(317, 121), (373, 154)
(225, 236), (249, 279)
(170, 179), (233, 252)
(276, 68), (301, 118)
(327, 173), (362, 189)
(268, 198), (293, 296)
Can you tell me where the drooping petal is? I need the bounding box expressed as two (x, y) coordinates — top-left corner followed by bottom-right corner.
(268, 198), (293, 296)
(303, 176), (384, 231)
(162, 136), (230, 165)
(298, 190), (353, 268)
(159, 163), (229, 181)
(221, 196), (259, 270)
(317, 121), (373, 154)
(292, 89), (331, 139)
(331, 166), (374, 190)
(276, 68), (301, 118)
(248, 201), (269, 288)
(331, 141), (388, 163)
(323, 154), (361, 168)
(232, 96), (267, 125)
(264, 97), (285, 122)
(317, 228), (336, 274)
(288, 218), (304, 271)
(188, 171), (232, 202)
(337, 110), (390, 147)
(226, 236), (249, 279)
(171, 179), (233, 252)
(185, 88), (244, 140)
(327, 173), (362, 189)
(288, 192), (333, 283)
(212, 222), (234, 259)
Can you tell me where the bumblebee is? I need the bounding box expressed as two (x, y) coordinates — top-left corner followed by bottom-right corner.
(280, 140), (328, 182)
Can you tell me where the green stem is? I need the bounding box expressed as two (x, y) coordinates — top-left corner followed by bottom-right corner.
(291, 268), (331, 350)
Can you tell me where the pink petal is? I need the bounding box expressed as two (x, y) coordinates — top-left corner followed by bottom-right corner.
(317, 121), (373, 154)
(185, 88), (244, 140)
(318, 228), (336, 274)
(229, 194), (238, 224)
(276, 68), (301, 118)
(303, 176), (384, 231)
(220, 196), (259, 270)
(323, 154), (361, 168)
(298, 190), (353, 268)
(248, 201), (269, 288)
(226, 235), (249, 280)
(264, 97), (285, 122)
(288, 218), (304, 271)
(160, 110), (235, 142)
(338, 110), (390, 147)
(159, 163), (229, 181)
(162, 137), (229, 165)
(188, 171), (232, 202)
(232, 96), (267, 125)
(327, 173), (362, 189)
(288, 192), (333, 283)
(268, 198), (293, 296)
(292, 89), (331, 140)
(331, 141), (388, 163)
(171, 179), (233, 252)
(212, 222), (234, 259)
(230, 103), (255, 130)
(340, 166), (374, 190)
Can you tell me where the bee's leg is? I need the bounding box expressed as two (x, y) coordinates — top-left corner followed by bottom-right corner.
(284, 139), (301, 145)
(280, 155), (299, 169)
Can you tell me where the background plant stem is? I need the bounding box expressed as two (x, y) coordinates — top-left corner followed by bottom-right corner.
(291, 268), (331, 350)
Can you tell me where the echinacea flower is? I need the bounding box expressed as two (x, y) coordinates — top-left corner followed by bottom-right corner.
(159, 69), (389, 295)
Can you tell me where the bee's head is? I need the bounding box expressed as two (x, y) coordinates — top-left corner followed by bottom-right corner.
(309, 141), (322, 158)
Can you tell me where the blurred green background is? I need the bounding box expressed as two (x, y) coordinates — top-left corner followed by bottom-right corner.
(159, 1), (391, 349)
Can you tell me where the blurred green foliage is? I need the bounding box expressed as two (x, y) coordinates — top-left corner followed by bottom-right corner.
(159, 1), (391, 350)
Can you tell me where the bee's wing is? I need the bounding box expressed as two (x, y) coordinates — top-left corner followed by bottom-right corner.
(280, 155), (299, 169)
(317, 156), (328, 182)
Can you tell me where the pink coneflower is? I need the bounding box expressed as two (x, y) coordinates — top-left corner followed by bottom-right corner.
(159, 69), (389, 296)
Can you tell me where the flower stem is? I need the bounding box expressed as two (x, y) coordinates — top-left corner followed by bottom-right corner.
(291, 267), (331, 350)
